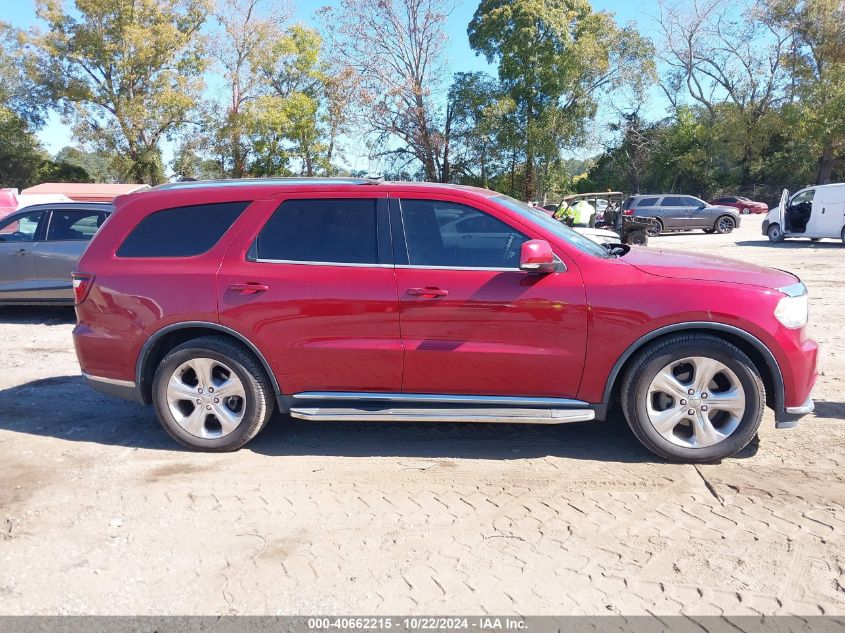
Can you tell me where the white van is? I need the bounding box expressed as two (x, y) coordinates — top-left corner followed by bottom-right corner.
(764, 183), (845, 243)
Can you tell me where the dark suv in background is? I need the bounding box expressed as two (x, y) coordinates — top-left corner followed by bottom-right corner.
(622, 195), (740, 235)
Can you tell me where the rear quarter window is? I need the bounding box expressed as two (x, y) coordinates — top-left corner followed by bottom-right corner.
(116, 201), (249, 258)
(637, 197), (659, 207)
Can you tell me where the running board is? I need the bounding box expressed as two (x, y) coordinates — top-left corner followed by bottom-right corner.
(289, 406), (595, 424)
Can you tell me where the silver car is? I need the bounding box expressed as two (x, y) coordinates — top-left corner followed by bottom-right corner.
(0, 202), (112, 305)
(622, 194), (741, 235)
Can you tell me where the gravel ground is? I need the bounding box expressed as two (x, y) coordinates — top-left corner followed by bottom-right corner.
(0, 213), (842, 615)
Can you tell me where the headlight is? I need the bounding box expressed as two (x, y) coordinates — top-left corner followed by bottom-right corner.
(774, 288), (808, 329)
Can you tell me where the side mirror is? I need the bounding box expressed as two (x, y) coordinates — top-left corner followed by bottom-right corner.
(519, 239), (557, 273)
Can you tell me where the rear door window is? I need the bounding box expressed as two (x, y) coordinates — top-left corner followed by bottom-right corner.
(662, 196), (686, 206)
(254, 198), (379, 265)
(47, 209), (109, 241)
(117, 202), (249, 258)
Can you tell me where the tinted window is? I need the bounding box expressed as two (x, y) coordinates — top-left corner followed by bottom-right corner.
(636, 197), (659, 207)
(684, 197), (706, 207)
(255, 198), (378, 264)
(0, 210), (44, 242)
(402, 199), (527, 268)
(47, 209), (108, 241)
(117, 202), (248, 258)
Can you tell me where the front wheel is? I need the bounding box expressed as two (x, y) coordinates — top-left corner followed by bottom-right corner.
(741, 207), (751, 214)
(620, 334), (764, 462)
(152, 336), (275, 451)
(715, 215), (736, 234)
(767, 223), (785, 243)
(626, 229), (648, 246)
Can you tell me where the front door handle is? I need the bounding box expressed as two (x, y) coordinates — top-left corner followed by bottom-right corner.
(407, 287), (448, 297)
(229, 282), (269, 295)
(16, 248), (28, 256)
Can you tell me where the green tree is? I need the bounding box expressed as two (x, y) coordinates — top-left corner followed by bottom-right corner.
(765, 0), (845, 183)
(468, 0), (654, 200)
(447, 72), (514, 188)
(29, 0), (210, 185)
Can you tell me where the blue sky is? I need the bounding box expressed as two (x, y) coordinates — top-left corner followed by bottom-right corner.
(7, 0), (668, 170)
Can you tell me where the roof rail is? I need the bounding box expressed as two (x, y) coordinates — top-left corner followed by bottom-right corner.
(150, 177), (385, 191)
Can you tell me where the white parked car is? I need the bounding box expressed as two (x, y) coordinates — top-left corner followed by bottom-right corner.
(764, 183), (845, 243)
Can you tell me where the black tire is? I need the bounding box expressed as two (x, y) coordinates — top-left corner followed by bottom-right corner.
(627, 229), (648, 246)
(715, 215), (736, 234)
(645, 220), (662, 237)
(767, 223), (785, 243)
(741, 207), (751, 215)
(152, 336), (275, 451)
(620, 334), (765, 463)
(841, 226), (845, 245)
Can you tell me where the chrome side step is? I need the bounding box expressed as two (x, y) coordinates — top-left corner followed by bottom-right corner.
(289, 406), (595, 424)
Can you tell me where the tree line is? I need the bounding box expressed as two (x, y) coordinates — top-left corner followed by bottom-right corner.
(0, 0), (842, 205)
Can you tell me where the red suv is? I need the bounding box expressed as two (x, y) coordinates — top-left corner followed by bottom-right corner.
(72, 178), (818, 462)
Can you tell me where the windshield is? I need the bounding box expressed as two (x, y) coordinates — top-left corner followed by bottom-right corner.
(492, 195), (610, 258)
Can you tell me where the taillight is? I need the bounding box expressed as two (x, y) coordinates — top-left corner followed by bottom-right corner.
(622, 208), (634, 215)
(72, 273), (94, 304)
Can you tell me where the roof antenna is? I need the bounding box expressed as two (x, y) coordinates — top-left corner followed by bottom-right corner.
(365, 174), (385, 184)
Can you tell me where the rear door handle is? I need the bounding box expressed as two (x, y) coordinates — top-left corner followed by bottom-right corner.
(16, 249), (28, 256)
(407, 287), (448, 297)
(229, 282), (269, 295)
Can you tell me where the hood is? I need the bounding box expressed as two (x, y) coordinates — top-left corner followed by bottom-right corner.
(621, 247), (797, 289)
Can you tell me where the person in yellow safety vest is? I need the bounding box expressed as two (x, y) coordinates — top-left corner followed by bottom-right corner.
(554, 201), (573, 221)
(571, 199), (595, 227)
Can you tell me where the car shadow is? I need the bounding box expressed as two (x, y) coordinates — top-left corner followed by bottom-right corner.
(0, 375), (766, 464)
(0, 306), (76, 325)
(813, 400), (845, 420)
(734, 239), (843, 248)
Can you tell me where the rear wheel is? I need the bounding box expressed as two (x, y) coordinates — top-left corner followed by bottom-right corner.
(767, 223), (785, 243)
(620, 334), (764, 463)
(741, 207), (751, 214)
(715, 215), (736, 234)
(645, 220), (662, 237)
(152, 336), (274, 451)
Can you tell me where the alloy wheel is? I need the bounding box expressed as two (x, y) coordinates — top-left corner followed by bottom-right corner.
(165, 357), (246, 438)
(645, 356), (746, 449)
(718, 217), (734, 233)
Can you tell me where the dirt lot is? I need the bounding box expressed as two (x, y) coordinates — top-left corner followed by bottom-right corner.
(0, 214), (843, 615)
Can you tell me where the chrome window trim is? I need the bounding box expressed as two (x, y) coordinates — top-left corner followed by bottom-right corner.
(292, 391), (591, 408)
(395, 264), (521, 272)
(82, 372), (136, 388)
(253, 258), (392, 268)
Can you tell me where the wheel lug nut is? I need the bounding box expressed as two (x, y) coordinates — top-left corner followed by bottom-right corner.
(701, 392), (708, 399)
(209, 388), (214, 393)
(214, 398), (219, 403)
(688, 409), (695, 416)
(198, 388), (203, 394)
(206, 404), (212, 410)
(196, 399), (202, 404)
(688, 389), (695, 395)
(701, 405), (708, 412)
(680, 399), (687, 406)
